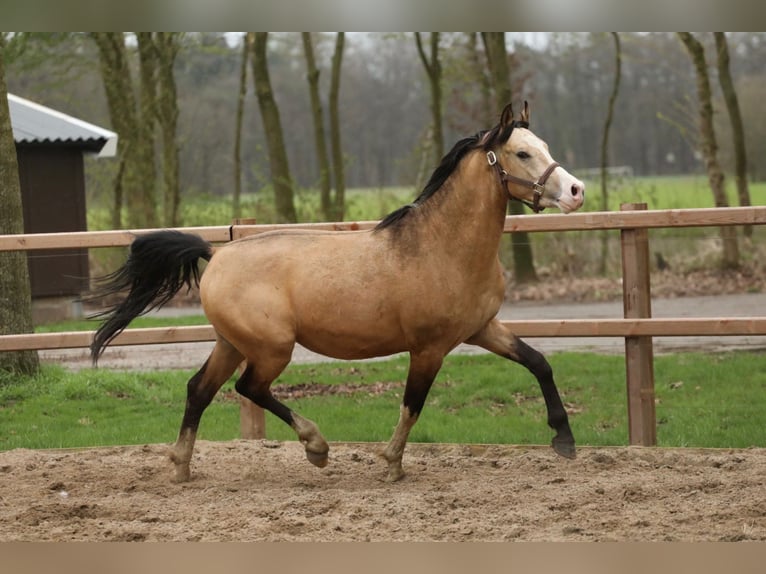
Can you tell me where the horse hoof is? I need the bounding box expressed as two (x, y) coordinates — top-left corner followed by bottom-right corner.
(173, 466), (192, 483)
(168, 451), (192, 482)
(306, 450), (329, 468)
(552, 436), (576, 459)
(384, 464), (406, 482)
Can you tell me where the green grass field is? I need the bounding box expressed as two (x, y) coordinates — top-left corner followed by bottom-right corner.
(579, 174), (766, 212)
(1, 351), (764, 451)
(86, 176), (766, 231)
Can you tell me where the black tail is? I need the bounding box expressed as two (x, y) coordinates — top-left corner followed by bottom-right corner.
(89, 230), (213, 363)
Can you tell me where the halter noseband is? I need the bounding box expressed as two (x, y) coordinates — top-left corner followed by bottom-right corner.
(486, 150), (560, 213)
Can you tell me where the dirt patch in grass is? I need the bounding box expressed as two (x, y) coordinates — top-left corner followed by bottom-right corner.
(219, 380), (402, 402)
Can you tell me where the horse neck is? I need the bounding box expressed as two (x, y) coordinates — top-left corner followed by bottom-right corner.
(418, 151), (508, 264)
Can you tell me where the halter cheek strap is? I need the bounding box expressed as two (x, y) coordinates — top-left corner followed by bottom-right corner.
(486, 150), (559, 213)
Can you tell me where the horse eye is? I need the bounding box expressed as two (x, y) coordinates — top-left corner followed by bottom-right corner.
(516, 151), (531, 160)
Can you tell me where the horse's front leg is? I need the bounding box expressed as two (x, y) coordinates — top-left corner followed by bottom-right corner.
(381, 351), (444, 482)
(467, 319), (576, 459)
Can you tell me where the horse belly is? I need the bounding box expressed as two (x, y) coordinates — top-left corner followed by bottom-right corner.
(293, 297), (407, 360)
(297, 331), (406, 361)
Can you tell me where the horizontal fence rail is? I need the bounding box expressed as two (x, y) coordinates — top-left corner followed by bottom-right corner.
(0, 226), (233, 252)
(4, 206), (766, 253)
(2, 318), (766, 352)
(503, 205), (766, 233)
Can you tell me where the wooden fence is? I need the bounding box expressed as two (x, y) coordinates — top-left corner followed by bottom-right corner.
(2, 204), (766, 446)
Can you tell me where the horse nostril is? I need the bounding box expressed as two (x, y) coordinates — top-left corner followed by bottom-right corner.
(571, 184), (580, 197)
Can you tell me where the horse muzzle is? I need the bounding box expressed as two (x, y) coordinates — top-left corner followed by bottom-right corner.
(554, 179), (585, 214)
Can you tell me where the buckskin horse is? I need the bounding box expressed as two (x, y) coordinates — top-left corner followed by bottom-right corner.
(91, 102), (585, 482)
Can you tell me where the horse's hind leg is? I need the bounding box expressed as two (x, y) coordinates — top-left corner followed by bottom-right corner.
(169, 337), (244, 482)
(234, 357), (329, 468)
(467, 319), (576, 459)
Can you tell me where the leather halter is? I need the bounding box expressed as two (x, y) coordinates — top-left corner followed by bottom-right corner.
(486, 150), (559, 213)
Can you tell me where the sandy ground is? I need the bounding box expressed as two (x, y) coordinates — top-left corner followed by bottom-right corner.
(1, 440), (764, 542)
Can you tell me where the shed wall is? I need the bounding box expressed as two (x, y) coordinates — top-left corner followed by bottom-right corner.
(17, 145), (90, 298)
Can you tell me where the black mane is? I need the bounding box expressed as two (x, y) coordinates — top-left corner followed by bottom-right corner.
(374, 120), (528, 232)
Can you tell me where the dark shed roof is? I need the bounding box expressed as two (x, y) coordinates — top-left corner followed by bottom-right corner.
(8, 93), (117, 157)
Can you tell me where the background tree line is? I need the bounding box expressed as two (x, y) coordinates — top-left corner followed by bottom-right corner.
(6, 33), (766, 206)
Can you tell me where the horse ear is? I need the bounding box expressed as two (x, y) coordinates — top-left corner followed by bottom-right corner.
(521, 100), (530, 123)
(499, 103), (514, 127)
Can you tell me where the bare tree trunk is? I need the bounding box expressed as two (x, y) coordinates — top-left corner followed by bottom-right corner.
(91, 33), (134, 229)
(91, 32), (158, 229)
(482, 32), (537, 283)
(678, 32), (739, 269)
(154, 32), (181, 227)
(467, 32), (493, 127)
(135, 33), (159, 228)
(415, 32), (444, 164)
(598, 32), (622, 275)
(233, 33), (251, 220)
(328, 32), (346, 221)
(250, 32), (297, 223)
(0, 37), (39, 375)
(714, 32), (751, 238)
(111, 148), (126, 230)
(302, 33), (333, 221)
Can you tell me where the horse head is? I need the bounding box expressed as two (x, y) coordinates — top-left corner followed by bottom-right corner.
(485, 102), (585, 214)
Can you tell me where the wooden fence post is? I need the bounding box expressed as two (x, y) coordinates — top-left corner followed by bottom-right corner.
(237, 361), (266, 439)
(232, 218), (266, 440)
(620, 203), (656, 446)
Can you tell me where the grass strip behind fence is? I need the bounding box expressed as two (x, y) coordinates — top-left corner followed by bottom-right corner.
(1, 351), (764, 451)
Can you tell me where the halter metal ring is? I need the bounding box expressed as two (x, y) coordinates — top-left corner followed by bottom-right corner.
(486, 151), (497, 166)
